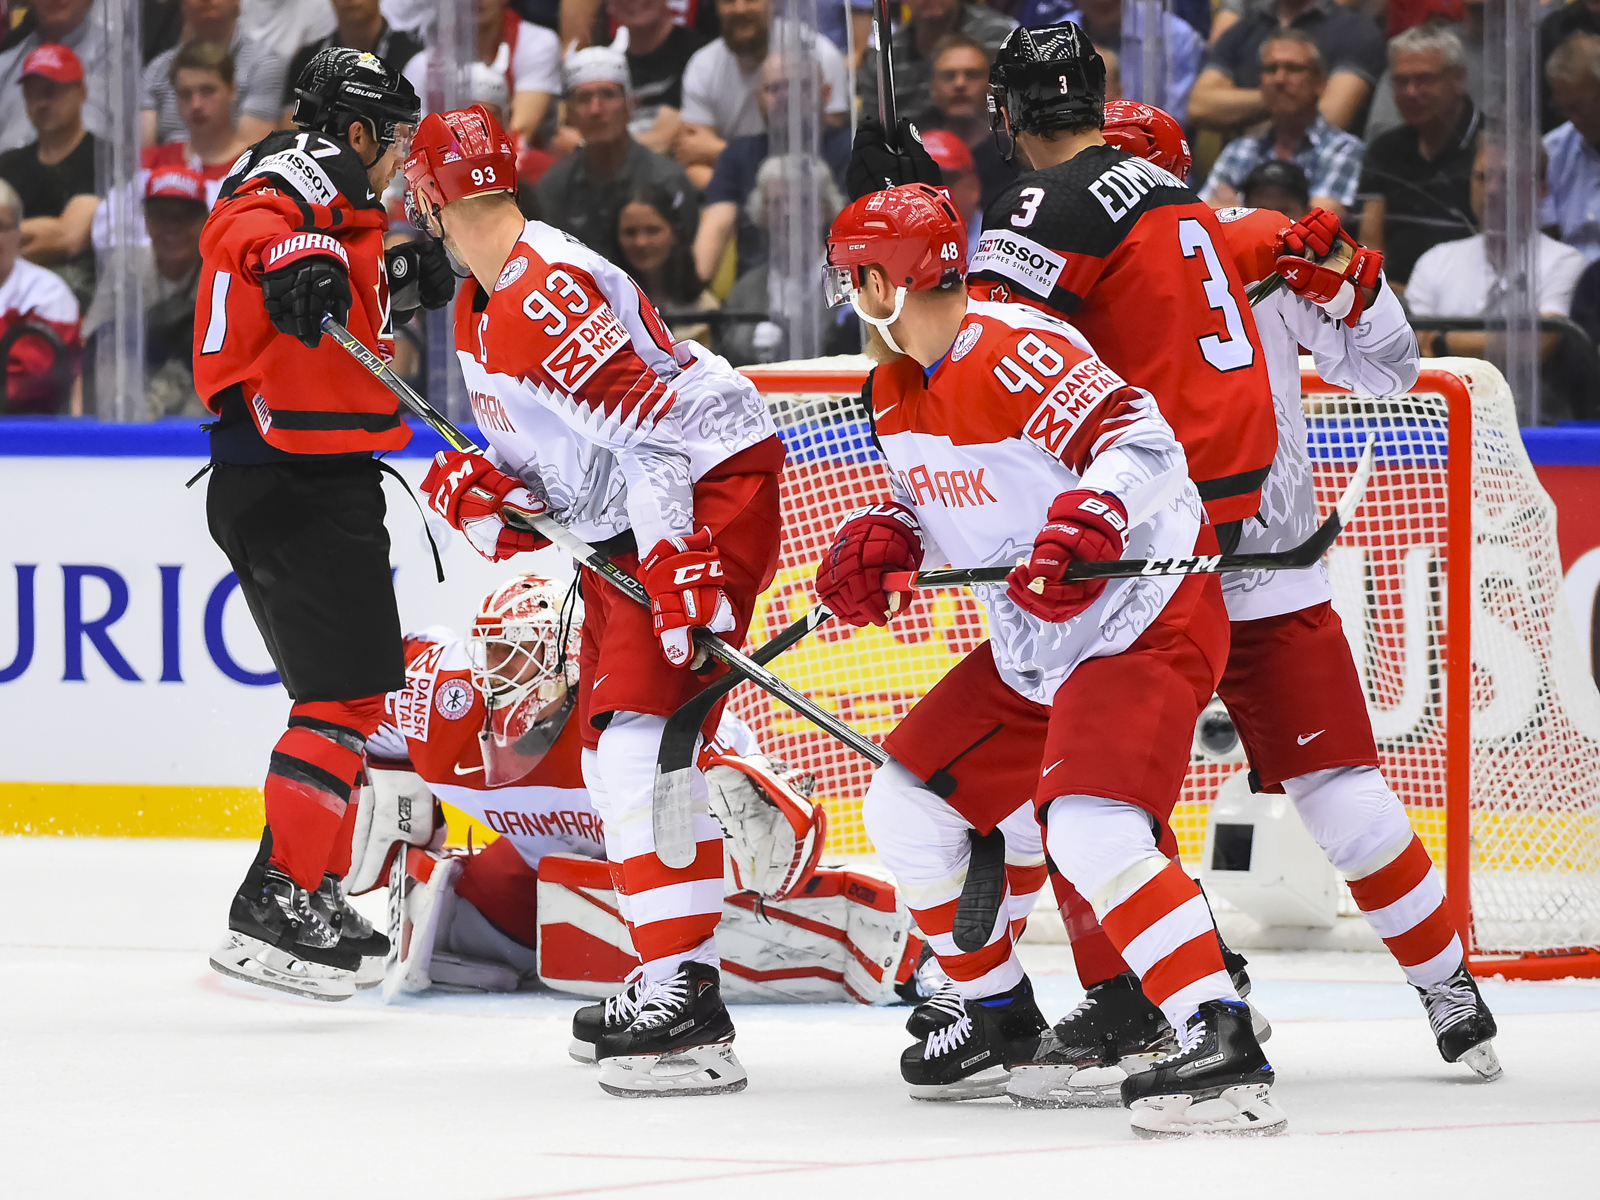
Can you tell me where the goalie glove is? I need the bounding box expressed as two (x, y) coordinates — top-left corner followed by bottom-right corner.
(704, 754), (826, 901)
(1274, 208), (1383, 326)
(346, 766), (448, 895)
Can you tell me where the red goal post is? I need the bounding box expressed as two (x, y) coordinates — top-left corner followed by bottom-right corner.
(732, 360), (1600, 979)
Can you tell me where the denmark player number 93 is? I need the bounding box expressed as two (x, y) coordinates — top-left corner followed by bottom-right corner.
(1178, 218), (1254, 373)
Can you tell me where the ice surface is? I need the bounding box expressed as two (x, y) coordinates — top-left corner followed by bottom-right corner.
(4, 837), (1599, 1199)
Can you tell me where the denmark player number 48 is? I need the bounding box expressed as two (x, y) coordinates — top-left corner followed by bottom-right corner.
(1177, 218), (1254, 373)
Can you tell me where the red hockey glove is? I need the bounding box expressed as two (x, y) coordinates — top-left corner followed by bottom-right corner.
(1274, 208), (1383, 327)
(641, 528), (737, 667)
(814, 502), (925, 628)
(1006, 490), (1129, 622)
(420, 450), (550, 562)
(258, 230), (352, 348)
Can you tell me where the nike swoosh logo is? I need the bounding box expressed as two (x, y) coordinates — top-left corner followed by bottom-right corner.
(1041, 759), (1064, 776)
(594, 673), (610, 688)
(1297, 730), (1326, 745)
(874, 404), (899, 420)
(453, 762), (485, 775)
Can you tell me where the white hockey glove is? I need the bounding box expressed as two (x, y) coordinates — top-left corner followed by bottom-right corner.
(346, 766), (447, 895)
(704, 754), (826, 901)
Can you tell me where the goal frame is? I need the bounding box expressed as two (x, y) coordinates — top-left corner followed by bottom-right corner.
(740, 364), (1600, 980)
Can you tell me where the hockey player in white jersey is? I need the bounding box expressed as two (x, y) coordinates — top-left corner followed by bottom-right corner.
(401, 104), (785, 1097)
(1008, 102), (1500, 1105)
(816, 182), (1283, 1136)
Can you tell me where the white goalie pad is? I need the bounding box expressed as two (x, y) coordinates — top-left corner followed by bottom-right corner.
(535, 853), (923, 1004)
(703, 754), (826, 901)
(347, 766), (447, 896)
(382, 848), (536, 1000)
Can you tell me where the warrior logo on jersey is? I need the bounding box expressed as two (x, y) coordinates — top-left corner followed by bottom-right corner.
(497, 256), (528, 290)
(542, 306), (628, 391)
(950, 323), (983, 362)
(971, 231), (1067, 295)
(435, 678), (474, 720)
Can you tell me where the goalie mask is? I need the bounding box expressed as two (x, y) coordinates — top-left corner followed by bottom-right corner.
(466, 574), (581, 787)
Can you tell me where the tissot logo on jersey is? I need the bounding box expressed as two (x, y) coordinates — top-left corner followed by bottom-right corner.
(542, 306), (628, 391)
(970, 231), (1067, 295)
(1089, 156), (1185, 222)
(250, 148), (339, 206)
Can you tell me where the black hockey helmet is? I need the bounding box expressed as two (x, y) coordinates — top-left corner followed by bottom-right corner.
(989, 22), (1107, 143)
(291, 48), (420, 153)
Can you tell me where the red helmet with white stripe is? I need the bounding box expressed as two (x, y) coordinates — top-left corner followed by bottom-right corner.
(1101, 100), (1192, 183)
(403, 103), (517, 227)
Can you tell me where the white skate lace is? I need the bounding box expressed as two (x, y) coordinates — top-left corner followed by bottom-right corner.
(269, 871), (339, 949)
(631, 974), (692, 1030)
(604, 978), (645, 1028)
(920, 982), (965, 1022)
(1149, 1010), (1209, 1065)
(1056, 993), (1099, 1032)
(923, 1012), (974, 1059)
(1419, 970), (1480, 1035)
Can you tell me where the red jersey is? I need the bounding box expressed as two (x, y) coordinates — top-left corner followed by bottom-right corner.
(968, 144), (1277, 525)
(193, 128), (409, 456)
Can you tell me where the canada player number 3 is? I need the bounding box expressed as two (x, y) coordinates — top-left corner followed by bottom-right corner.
(1177, 218), (1254, 373)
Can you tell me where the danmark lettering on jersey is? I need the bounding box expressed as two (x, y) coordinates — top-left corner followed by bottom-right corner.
(251, 148), (339, 206)
(471, 389), (516, 434)
(970, 230), (1067, 294)
(1088, 157), (1183, 222)
(899, 464), (999, 508)
(484, 807), (604, 841)
(1023, 358), (1123, 456)
(542, 305), (628, 391)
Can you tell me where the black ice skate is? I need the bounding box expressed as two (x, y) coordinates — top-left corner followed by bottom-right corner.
(906, 979), (965, 1038)
(1121, 999), (1286, 1137)
(570, 977), (645, 1064)
(210, 867), (360, 1001)
(1006, 971), (1176, 1108)
(1220, 937), (1271, 1042)
(1416, 965), (1502, 1081)
(901, 975), (1049, 1101)
(595, 962), (747, 1097)
(312, 873), (389, 989)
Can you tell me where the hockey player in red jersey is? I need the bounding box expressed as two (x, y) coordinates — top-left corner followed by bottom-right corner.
(816, 183), (1284, 1136)
(202, 50), (455, 1001)
(341, 574), (920, 1037)
(401, 104), (784, 1096)
(1007, 104), (1499, 1097)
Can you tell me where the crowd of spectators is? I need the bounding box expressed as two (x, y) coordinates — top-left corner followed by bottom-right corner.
(0, 0), (1597, 418)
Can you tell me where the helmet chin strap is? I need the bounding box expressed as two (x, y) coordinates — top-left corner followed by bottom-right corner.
(851, 285), (909, 356)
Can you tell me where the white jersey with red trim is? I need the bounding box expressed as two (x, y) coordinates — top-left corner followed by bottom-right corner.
(453, 221), (777, 552)
(367, 627), (758, 870)
(1213, 207), (1420, 621)
(871, 299), (1203, 705)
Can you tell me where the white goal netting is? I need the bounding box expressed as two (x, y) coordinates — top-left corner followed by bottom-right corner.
(730, 357), (1600, 957)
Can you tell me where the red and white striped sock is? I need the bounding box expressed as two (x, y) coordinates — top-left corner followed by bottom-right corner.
(1347, 834), (1462, 987)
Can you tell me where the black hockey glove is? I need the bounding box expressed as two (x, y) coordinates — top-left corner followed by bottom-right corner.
(259, 231), (352, 349)
(846, 117), (944, 201)
(387, 238), (456, 323)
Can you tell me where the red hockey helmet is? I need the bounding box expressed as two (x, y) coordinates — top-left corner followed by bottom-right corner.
(1101, 100), (1192, 183)
(825, 183), (967, 307)
(918, 128), (975, 177)
(403, 103), (517, 227)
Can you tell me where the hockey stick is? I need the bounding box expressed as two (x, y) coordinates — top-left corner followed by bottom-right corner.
(322, 316), (889, 861)
(1246, 273), (1284, 306)
(873, 0), (897, 141)
(651, 603), (834, 859)
(881, 439), (1374, 592)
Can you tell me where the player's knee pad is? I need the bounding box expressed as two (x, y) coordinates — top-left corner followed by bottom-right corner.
(591, 710), (673, 822)
(863, 760), (973, 884)
(1283, 765), (1413, 878)
(1043, 794), (1165, 916)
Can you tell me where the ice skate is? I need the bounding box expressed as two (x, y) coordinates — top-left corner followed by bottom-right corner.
(905, 978), (965, 1038)
(1220, 942), (1271, 1043)
(313, 872), (390, 959)
(1007, 971), (1175, 1108)
(571, 977), (645, 1064)
(596, 963), (747, 1097)
(1122, 1000), (1286, 1137)
(1417, 965), (1502, 1081)
(209, 867), (359, 1001)
(902, 975), (1049, 1101)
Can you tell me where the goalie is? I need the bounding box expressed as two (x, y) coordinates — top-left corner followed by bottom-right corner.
(346, 574), (922, 1064)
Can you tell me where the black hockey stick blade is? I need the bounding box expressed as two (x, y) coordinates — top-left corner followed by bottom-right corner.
(1246, 272), (1285, 307)
(874, 0), (898, 141)
(651, 604), (833, 867)
(886, 439), (1376, 590)
(951, 828), (1007, 953)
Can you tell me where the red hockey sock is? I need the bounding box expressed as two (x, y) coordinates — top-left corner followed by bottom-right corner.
(1054, 871), (1134, 989)
(323, 781), (362, 880)
(1347, 834), (1462, 987)
(264, 697), (386, 891)
(909, 878), (1024, 998)
(455, 835), (542, 949)
(1006, 858), (1048, 941)
(1100, 860), (1235, 1027)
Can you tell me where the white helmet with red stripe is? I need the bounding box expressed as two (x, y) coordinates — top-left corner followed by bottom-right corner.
(466, 574), (582, 786)
(705, 754), (827, 901)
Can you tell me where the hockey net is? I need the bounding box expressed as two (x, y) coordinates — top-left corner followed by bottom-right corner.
(730, 357), (1600, 978)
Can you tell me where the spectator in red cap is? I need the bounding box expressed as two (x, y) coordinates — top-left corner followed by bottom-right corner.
(0, 177), (82, 415)
(0, 0), (109, 152)
(0, 43), (99, 309)
(919, 127), (983, 265)
(83, 164), (209, 417)
(142, 41), (257, 205)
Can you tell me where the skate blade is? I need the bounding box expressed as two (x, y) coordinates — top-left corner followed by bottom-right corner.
(569, 1038), (599, 1065)
(1129, 1083), (1288, 1138)
(908, 1065), (1012, 1102)
(596, 1044), (747, 1097)
(1006, 1056), (1161, 1109)
(1457, 1039), (1503, 1082)
(209, 933), (356, 1002)
(353, 956), (384, 990)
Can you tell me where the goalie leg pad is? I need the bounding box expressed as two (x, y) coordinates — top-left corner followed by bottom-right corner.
(382, 848), (462, 1003)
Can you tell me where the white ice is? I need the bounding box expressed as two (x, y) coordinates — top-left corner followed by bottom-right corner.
(5, 837), (1599, 1199)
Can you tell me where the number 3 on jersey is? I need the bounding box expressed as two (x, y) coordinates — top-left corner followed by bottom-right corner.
(1178, 218), (1254, 372)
